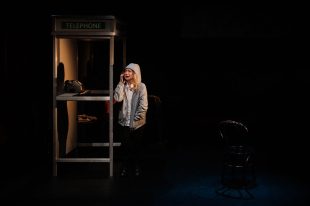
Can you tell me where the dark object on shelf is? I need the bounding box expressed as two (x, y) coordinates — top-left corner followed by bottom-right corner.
(64, 80), (85, 93)
(78, 114), (98, 123)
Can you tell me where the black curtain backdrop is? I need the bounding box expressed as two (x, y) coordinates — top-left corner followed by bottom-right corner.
(0, 3), (306, 176)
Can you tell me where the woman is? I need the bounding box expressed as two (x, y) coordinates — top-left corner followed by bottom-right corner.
(114, 63), (148, 177)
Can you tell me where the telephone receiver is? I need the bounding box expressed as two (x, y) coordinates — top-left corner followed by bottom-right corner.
(64, 80), (85, 93)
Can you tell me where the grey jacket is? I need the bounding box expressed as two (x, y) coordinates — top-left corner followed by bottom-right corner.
(113, 63), (148, 129)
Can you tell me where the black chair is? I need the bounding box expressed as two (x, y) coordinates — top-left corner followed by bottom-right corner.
(216, 120), (256, 199)
(145, 95), (163, 145)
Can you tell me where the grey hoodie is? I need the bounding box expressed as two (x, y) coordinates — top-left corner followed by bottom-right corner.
(114, 63), (148, 129)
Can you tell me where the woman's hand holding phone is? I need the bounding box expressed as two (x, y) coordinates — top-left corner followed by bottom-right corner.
(120, 73), (125, 83)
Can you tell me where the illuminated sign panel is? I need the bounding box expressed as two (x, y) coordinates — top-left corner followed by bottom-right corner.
(52, 16), (120, 36)
(61, 22), (106, 30)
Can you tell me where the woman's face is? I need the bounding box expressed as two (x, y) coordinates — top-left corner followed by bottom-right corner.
(123, 68), (135, 82)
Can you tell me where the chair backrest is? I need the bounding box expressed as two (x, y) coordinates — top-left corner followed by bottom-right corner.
(219, 120), (249, 147)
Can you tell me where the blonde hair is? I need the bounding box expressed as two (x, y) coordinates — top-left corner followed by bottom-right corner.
(131, 72), (139, 91)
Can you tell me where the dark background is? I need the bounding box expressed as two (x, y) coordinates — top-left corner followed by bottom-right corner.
(0, 2), (307, 178)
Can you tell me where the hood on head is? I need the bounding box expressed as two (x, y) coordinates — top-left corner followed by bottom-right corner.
(125, 63), (141, 83)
